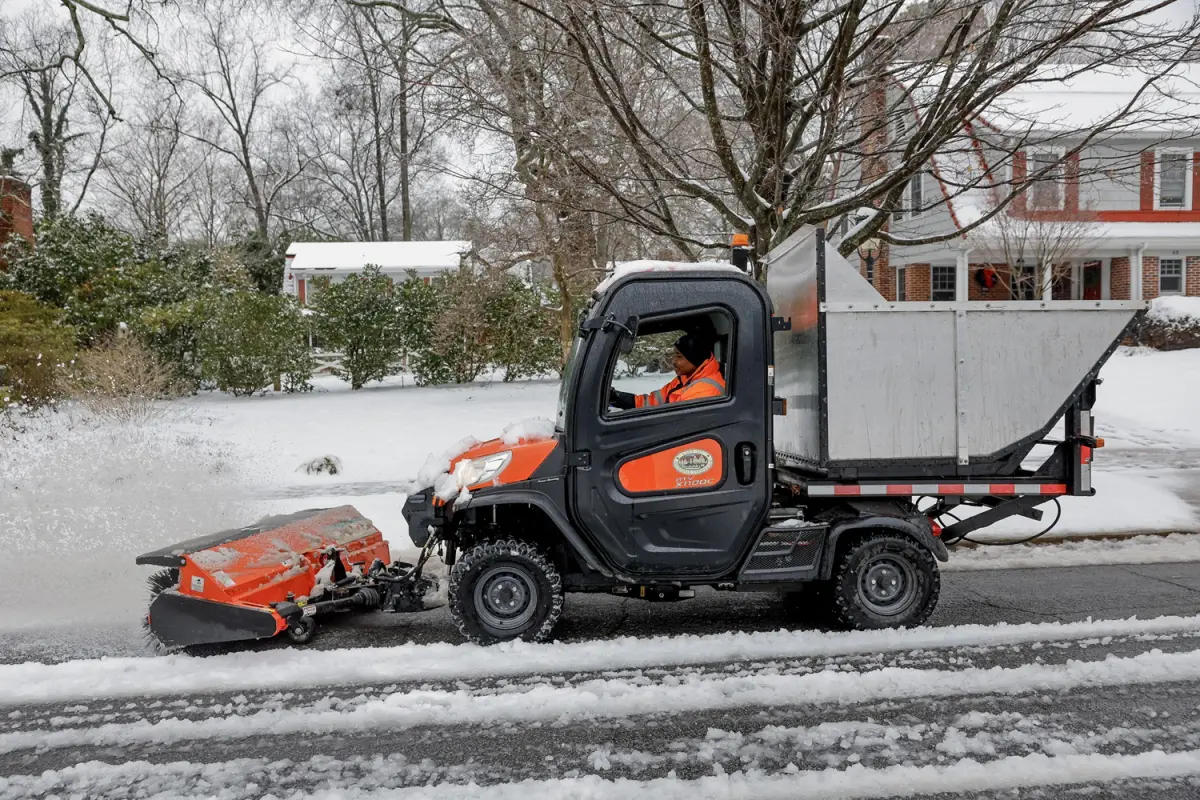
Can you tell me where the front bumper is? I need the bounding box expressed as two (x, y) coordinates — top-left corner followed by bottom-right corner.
(402, 491), (443, 547)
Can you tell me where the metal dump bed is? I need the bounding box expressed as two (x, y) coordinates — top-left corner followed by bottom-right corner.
(767, 227), (1145, 481)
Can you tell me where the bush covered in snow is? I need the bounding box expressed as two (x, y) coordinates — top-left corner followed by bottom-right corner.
(312, 265), (404, 390)
(0, 291), (76, 410)
(70, 336), (186, 424)
(485, 274), (561, 382)
(1125, 297), (1200, 351)
(398, 268), (560, 386)
(199, 292), (314, 396)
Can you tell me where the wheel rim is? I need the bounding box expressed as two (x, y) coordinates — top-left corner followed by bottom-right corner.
(474, 564), (539, 632)
(856, 554), (918, 616)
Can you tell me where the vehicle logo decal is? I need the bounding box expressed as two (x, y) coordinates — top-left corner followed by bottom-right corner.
(673, 448), (714, 476)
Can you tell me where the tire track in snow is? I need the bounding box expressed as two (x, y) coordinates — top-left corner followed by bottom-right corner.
(7, 686), (1200, 800)
(9, 627), (1197, 735)
(6, 613), (1200, 708)
(7, 644), (1200, 757)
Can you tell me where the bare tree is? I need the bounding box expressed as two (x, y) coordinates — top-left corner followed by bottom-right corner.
(0, 1), (165, 118)
(358, 0), (1200, 278)
(966, 200), (1099, 300)
(1, 11), (115, 220)
(171, 3), (309, 241)
(99, 88), (202, 242)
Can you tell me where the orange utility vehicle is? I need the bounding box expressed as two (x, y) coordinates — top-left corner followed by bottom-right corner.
(139, 227), (1143, 649)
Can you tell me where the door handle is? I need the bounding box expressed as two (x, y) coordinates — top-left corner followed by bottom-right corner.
(736, 442), (756, 485)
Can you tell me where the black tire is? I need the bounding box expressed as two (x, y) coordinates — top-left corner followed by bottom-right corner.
(830, 533), (940, 630)
(285, 616), (317, 644)
(448, 538), (563, 645)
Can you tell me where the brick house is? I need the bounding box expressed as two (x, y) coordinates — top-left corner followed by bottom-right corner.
(859, 66), (1200, 303)
(283, 241), (471, 305)
(0, 173), (34, 269)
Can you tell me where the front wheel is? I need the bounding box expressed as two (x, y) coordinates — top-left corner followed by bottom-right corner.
(831, 533), (940, 630)
(448, 538), (564, 645)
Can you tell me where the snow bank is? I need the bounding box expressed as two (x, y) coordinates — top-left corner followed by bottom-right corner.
(1147, 295), (1200, 325)
(948, 533), (1200, 571)
(1093, 347), (1200, 450)
(5, 613), (1199, 706)
(7, 647), (1200, 754)
(975, 471), (1198, 538)
(306, 748), (1200, 799)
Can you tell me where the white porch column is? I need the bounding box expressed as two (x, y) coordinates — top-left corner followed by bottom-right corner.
(1102, 258), (1112, 301)
(1041, 261), (1054, 300)
(1071, 261), (1082, 300)
(956, 249), (971, 302)
(1131, 244), (1146, 302)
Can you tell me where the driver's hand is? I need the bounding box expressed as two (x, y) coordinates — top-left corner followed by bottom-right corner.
(609, 388), (636, 410)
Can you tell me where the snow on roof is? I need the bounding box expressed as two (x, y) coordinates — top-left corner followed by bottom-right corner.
(286, 241), (471, 273)
(978, 65), (1200, 137)
(595, 259), (743, 293)
(898, 63), (1200, 138)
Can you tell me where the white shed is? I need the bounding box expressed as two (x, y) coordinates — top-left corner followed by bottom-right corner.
(283, 241), (471, 304)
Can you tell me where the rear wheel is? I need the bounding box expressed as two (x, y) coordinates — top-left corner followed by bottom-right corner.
(831, 533), (940, 630)
(448, 538), (563, 645)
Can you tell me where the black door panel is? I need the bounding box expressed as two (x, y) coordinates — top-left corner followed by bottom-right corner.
(566, 275), (773, 579)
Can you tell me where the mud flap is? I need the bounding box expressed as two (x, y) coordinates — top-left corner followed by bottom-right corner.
(147, 590), (281, 649)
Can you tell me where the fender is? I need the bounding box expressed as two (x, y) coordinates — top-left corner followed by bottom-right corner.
(460, 485), (620, 579)
(819, 514), (949, 580)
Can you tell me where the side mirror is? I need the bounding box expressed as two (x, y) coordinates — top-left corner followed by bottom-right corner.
(617, 315), (639, 354)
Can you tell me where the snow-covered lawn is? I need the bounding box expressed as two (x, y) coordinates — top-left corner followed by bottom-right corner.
(2, 347), (1197, 636)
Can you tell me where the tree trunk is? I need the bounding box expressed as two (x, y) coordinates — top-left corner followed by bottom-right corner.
(398, 18), (413, 241)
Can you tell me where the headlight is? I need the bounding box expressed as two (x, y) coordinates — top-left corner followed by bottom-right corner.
(453, 451), (512, 489)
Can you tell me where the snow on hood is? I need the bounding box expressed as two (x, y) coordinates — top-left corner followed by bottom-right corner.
(500, 417), (556, 445)
(410, 418), (557, 504)
(595, 260), (743, 293)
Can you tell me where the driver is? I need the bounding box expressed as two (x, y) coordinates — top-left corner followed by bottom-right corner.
(609, 333), (725, 410)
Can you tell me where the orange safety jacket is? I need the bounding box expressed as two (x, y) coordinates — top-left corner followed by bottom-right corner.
(634, 355), (726, 408)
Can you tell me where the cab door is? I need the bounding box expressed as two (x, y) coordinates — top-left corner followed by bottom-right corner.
(567, 275), (773, 578)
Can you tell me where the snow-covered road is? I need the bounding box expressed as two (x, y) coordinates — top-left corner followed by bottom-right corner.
(7, 612), (1200, 799)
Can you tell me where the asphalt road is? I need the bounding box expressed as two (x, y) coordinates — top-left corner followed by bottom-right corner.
(6, 560), (1200, 664)
(6, 561), (1200, 799)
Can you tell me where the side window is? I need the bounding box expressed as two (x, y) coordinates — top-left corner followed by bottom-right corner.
(606, 310), (732, 416)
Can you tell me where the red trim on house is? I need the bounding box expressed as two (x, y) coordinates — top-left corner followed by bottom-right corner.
(297, 278), (306, 305)
(1094, 210), (1200, 222)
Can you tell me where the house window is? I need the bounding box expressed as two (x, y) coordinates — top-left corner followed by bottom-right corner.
(897, 267), (906, 301)
(932, 266), (956, 301)
(1027, 150), (1064, 210)
(865, 258), (874, 285)
(1156, 150), (1192, 210)
(893, 171), (927, 221)
(1011, 265), (1037, 300)
(1160, 258), (1184, 294)
(909, 173), (924, 217)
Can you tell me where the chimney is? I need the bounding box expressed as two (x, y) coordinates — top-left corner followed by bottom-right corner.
(0, 153), (34, 270)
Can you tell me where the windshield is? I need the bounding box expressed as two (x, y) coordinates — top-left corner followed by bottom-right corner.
(556, 334), (585, 431)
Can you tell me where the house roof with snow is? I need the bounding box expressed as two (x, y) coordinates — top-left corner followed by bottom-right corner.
(976, 65), (1200, 137)
(285, 241), (471, 275)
